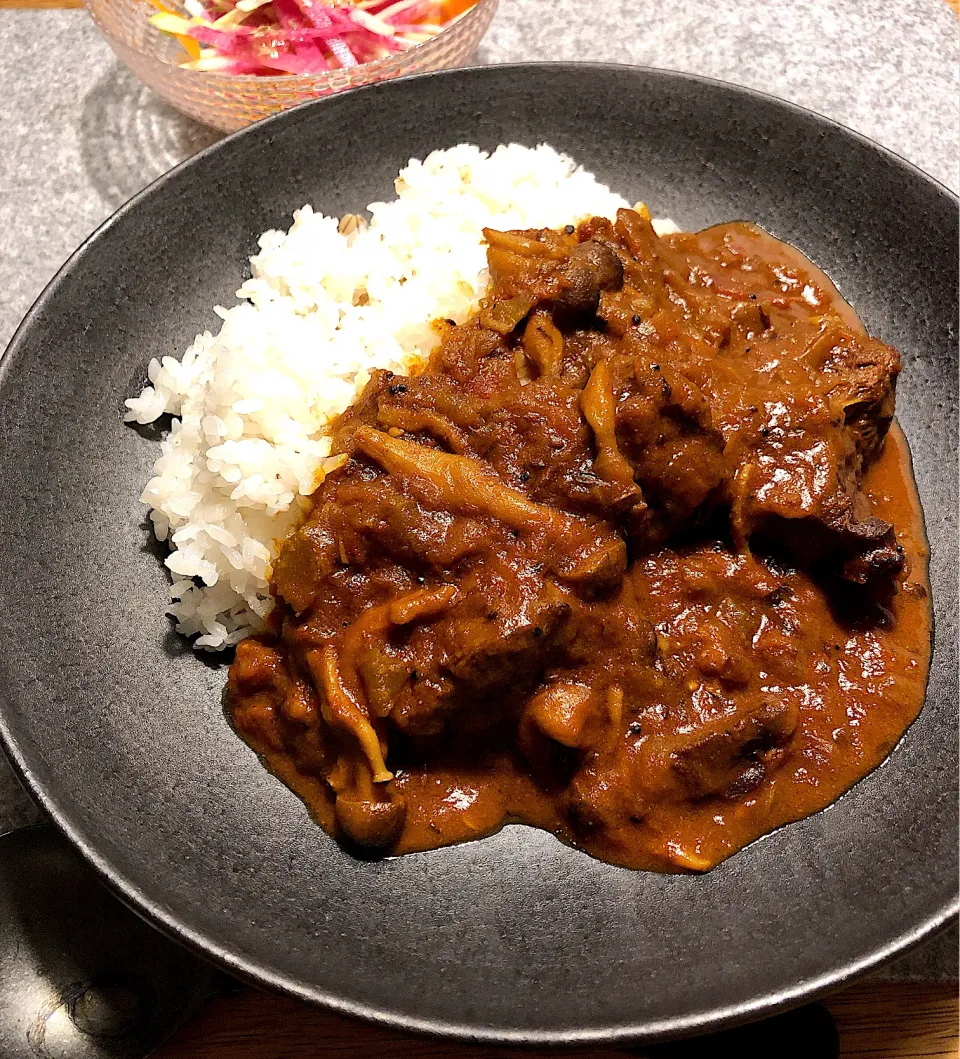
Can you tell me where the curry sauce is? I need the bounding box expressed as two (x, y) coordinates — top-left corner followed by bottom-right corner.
(227, 212), (931, 872)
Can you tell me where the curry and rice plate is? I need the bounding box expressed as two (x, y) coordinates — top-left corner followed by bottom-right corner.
(126, 142), (931, 872)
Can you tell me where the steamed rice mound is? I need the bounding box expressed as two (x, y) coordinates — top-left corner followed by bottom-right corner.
(125, 143), (673, 649)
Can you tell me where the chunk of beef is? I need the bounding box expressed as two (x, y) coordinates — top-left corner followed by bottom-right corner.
(385, 562), (572, 739)
(483, 227), (625, 324)
(668, 699), (799, 799)
(608, 354), (731, 544)
(566, 697), (800, 836)
(722, 327), (903, 582)
(738, 437), (905, 585)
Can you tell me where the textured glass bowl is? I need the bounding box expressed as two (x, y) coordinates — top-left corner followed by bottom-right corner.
(85, 0), (498, 133)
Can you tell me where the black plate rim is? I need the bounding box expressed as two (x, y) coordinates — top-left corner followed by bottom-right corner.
(0, 61), (957, 1045)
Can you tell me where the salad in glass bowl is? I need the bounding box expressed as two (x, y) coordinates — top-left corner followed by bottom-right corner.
(86, 0), (497, 131)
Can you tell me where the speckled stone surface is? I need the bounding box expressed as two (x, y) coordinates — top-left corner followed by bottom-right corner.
(0, 0), (956, 981)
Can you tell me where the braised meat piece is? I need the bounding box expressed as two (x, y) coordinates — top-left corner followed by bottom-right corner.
(364, 564), (572, 742)
(481, 227), (624, 325)
(586, 352), (730, 544)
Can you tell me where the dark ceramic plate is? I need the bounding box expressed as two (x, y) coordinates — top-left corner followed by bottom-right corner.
(0, 64), (956, 1045)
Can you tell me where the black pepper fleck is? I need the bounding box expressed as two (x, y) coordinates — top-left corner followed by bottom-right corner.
(564, 224), (575, 235)
(632, 314), (642, 325)
(388, 383), (408, 396)
(767, 585), (793, 606)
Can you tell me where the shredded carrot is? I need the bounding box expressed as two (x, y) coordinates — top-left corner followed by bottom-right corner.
(440, 0), (475, 17)
(147, 0), (202, 56)
(178, 33), (203, 59)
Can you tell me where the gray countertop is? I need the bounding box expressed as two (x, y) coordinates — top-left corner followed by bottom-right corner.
(0, 0), (956, 980)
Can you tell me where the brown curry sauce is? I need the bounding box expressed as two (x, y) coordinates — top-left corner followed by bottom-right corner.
(226, 213), (931, 873)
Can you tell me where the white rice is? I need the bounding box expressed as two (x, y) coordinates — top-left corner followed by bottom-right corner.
(125, 142), (678, 650)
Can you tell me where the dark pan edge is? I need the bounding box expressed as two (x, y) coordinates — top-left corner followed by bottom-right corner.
(0, 62), (957, 1045)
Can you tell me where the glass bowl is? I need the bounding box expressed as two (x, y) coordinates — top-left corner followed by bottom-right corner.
(84, 0), (499, 133)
